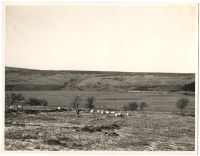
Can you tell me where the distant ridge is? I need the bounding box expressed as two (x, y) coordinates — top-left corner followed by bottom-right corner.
(5, 66), (195, 92)
(5, 66), (195, 75)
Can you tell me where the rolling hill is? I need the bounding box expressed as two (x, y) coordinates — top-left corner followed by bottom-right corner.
(5, 67), (195, 92)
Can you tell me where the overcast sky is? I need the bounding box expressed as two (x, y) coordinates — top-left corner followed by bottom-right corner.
(5, 4), (198, 73)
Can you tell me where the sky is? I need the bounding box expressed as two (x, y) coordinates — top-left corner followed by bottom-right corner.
(5, 4), (198, 73)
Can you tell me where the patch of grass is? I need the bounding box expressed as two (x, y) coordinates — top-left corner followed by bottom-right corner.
(45, 136), (66, 146)
(80, 123), (122, 133)
(44, 136), (84, 149)
(5, 130), (38, 140)
(23, 109), (40, 114)
(5, 121), (26, 127)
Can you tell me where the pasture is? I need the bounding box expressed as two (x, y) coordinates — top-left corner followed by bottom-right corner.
(4, 90), (195, 151)
(6, 90), (195, 115)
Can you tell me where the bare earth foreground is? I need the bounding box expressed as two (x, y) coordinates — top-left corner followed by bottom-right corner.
(4, 91), (195, 151)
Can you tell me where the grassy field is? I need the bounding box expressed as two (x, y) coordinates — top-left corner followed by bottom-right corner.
(6, 90), (195, 115)
(4, 90), (195, 151)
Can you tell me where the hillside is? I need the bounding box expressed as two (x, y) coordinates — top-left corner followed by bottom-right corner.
(5, 67), (195, 92)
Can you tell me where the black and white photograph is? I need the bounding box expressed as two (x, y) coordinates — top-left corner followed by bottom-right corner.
(2, 2), (198, 152)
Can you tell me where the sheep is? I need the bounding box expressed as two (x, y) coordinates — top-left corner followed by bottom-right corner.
(90, 109), (94, 113)
(57, 106), (61, 110)
(17, 105), (23, 109)
(101, 110), (104, 114)
(115, 112), (124, 117)
(110, 111), (115, 114)
(9, 105), (14, 109)
(126, 113), (130, 116)
(105, 111), (110, 114)
(97, 110), (100, 113)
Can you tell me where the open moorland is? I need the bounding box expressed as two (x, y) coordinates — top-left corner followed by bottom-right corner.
(5, 67), (194, 92)
(4, 67), (195, 151)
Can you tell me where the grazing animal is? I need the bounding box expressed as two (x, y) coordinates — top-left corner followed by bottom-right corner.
(9, 105), (14, 109)
(57, 106), (61, 110)
(115, 113), (118, 117)
(126, 113), (130, 116)
(17, 105), (23, 109)
(117, 112), (124, 117)
(101, 110), (104, 114)
(110, 111), (115, 114)
(97, 110), (100, 113)
(105, 111), (110, 114)
(90, 109), (94, 113)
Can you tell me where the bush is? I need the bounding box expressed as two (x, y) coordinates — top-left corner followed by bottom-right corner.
(182, 81), (195, 92)
(123, 105), (128, 111)
(10, 93), (25, 104)
(85, 96), (95, 109)
(176, 98), (189, 115)
(27, 98), (48, 106)
(139, 102), (147, 111)
(124, 102), (138, 111)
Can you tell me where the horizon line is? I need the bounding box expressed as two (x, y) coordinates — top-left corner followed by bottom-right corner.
(5, 66), (195, 74)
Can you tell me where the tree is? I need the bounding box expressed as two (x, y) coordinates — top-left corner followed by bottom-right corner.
(71, 95), (82, 116)
(176, 98), (189, 115)
(85, 96), (95, 109)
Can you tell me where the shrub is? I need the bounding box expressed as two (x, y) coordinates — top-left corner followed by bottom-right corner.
(123, 105), (128, 111)
(85, 96), (95, 109)
(182, 81), (195, 92)
(27, 98), (48, 106)
(10, 93), (25, 105)
(176, 98), (189, 115)
(71, 95), (82, 115)
(139, 102), (147, 111)
(124, 102), (138, 111)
